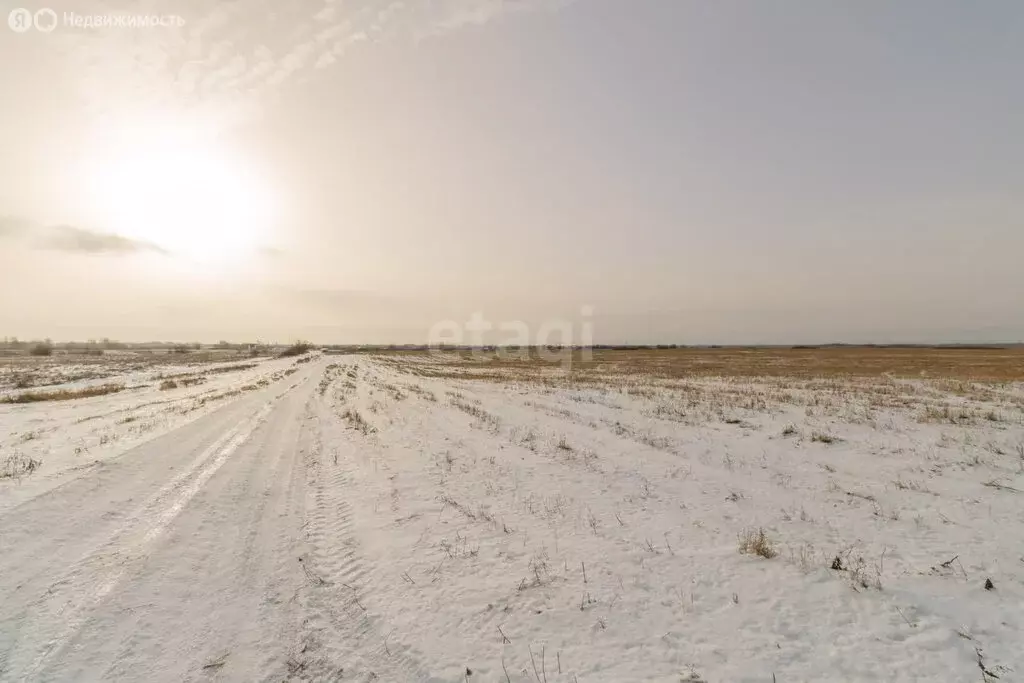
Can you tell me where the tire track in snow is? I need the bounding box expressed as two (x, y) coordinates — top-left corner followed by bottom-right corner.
(286, 397), (435, 682)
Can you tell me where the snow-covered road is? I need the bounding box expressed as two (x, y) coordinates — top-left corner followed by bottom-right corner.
(1, 363), (328, 680)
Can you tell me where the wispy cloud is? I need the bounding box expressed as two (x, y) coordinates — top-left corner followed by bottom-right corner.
(57, 0), (570, 126)
(0, 217), (167, 255)
(41, 225), (168, 255)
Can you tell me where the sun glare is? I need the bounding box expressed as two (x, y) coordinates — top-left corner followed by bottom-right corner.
(81, 121), (278, 264)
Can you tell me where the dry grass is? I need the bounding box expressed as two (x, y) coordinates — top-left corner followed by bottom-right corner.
(377, 347), (1024, 382)
(405, 383), (438, 401)
(373, 350), (1024, 433)
(155, 364), (254, 382)
(449, 396), (501, 431)
(811, 431), (841, 444)
(341, 408), (376, 435)
(1, 353), (260, 392)
(738, 527), (778, 559)
(2, 453), (42, 479)
(158, 376), (206, 391)
(1, 383), (126, 404)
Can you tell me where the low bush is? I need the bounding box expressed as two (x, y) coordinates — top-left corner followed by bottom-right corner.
(29, 343), (53, 357)
(279, 342), (313, 358)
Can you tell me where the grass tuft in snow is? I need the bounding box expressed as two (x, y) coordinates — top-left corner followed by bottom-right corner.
(449, 396), (501, 431)
(738, 527), (778, 559)
(341, 408), (376, 435)
(2, 452), (42, 479)
(810, 431), (841, 444)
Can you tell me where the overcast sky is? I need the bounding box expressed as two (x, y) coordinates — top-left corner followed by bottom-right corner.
(1, 0), (1022, 344)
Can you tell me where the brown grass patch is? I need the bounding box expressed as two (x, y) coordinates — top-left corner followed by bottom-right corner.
(1, 384), (126, 404)
(2, 453), (42, 479)
(739, 527), (778, 559)
(375, 347), (1024, 382)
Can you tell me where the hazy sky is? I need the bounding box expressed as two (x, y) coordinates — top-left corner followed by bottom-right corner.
(1, 0), (1022, 344)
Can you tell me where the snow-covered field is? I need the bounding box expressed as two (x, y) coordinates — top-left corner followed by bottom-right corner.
(0, 354), (305, 511)
(2, 351), (1023, 682)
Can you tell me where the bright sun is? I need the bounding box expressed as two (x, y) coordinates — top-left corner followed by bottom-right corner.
(81, 121), (278, 263)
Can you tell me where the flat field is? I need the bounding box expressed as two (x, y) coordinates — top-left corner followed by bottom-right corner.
(1, 348), (1022, 681)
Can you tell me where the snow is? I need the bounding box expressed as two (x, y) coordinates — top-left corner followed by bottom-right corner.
(1, 353), (1022, 681)
(0, 355), (302, 512)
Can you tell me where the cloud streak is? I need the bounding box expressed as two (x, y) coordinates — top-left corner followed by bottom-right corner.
(41, 225), (168, 255)
(0, 217), (167, 256)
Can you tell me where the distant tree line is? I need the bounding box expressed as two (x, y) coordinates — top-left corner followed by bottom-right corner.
(0, 338), (277, 357)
